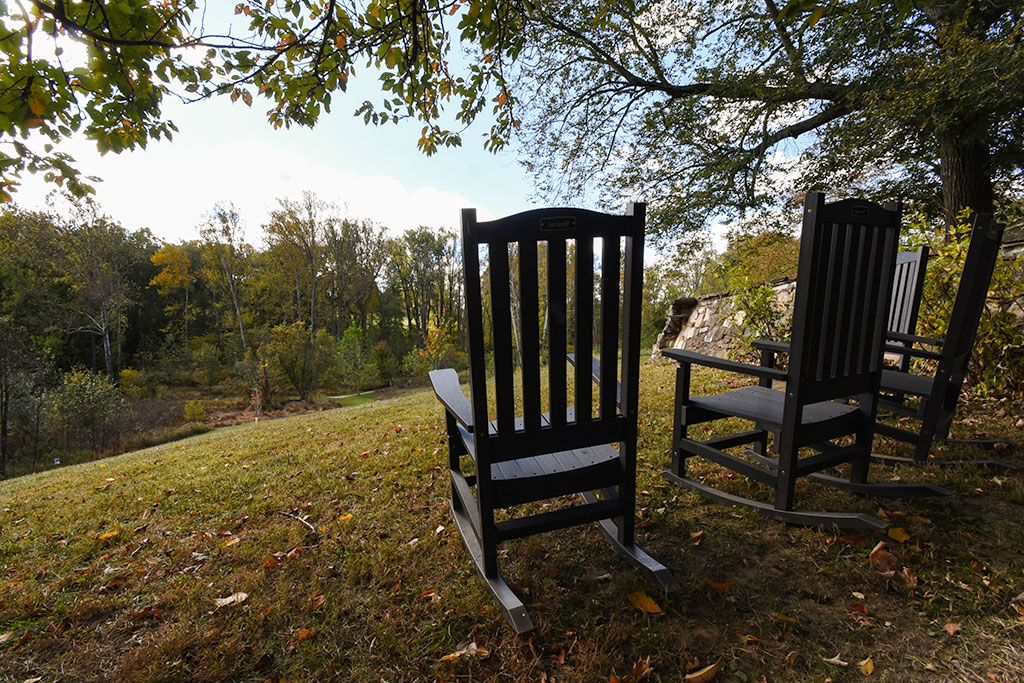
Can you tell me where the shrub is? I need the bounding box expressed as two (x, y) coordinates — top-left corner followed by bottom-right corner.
(401, 349), (433, 380)
(48, 370), (128, 455)
(726, 280), (791, 360)
(265, 322), (338, 401)
(903, 210), (1024, 395)
(184, 400), (206, 423)
(119, 368), (148, 398)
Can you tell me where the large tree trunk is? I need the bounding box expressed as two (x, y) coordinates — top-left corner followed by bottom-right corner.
(938, 136), (994, 230)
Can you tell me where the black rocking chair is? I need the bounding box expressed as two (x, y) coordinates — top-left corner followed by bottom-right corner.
(662, 193), (948, 530)
(430, 205), (678, 634)
(871, 213), (1017, 468)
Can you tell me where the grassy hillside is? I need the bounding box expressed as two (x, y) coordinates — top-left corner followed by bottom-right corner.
(2, 362), (1023, 681)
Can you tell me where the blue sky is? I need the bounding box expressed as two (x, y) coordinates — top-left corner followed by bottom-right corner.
(16, 64), (539, 245)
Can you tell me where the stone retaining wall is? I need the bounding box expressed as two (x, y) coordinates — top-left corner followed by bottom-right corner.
(652, 275), (797, 359)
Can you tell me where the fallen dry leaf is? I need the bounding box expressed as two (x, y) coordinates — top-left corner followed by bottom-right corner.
(97, 531), (119, 541)
(221, 537), (240, 548)
(887, 527), (910, 543)
(869, 542), (899, 571)
(859, 657), (875, 675)
(823, 654), (849, 666)
(909, 515), (931, 525)
(338, 513), (353, 522)
(850, 603), (869, 615)
(263, 556), (279, 573)
(777, 613), (798, 625)
(627, 592), (662, 614)
(214, 592), (248, 609)
(944, 622), (963, 636)
(739, 634), (760, 644)
(707, 579), (731, 593)
(295, 628), (314, 641)
(309, 593), (326, 610)
(689, 530), (705, 546)
(439, 639), (490, 662)
(0, 631), (13, 645)
(684, 659), (720, 682)
(628, 656), (654, 681)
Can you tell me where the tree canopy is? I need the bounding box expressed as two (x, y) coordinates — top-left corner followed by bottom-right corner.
(3, 0), (1022, 240)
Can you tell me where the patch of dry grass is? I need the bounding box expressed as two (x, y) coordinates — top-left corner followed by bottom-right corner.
(1, 361), (1022, 681)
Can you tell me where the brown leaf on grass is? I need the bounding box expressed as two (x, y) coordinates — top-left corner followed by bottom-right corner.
(888, 527), (910, 543)
(627, 592), (662, 614)
(739, 634), (760, 644)
(1013, 603), (1024, 616)
(135, 606), (162, 620)
(263, 556), (279, 574)
(689, 530), (705, 546)
(784, 651), (800, 667)
(869, 542), (899, 571)
(944, 622), (963, 635)
(15, 629), (31, 647)
(214, 592), (248, 609)
(777, 613), (798, 625)
(858, 657), (875, 675)
(1011, 592), (1024, 604)
(439, 639), (490, 662)
(0, 631), (13, 645)
(418, 589), (440, 602)
(295, 628), (314, 641)
(614, 656), (654, 682)
(684, 659), (720, 682)
(308, 593), (326, 610)
(897, 568), (918, 587)
(850, 603), (869, 615)
(286, 546), (303, 559)
(909, 515), (931, 525)
(707, 579), (731, 593)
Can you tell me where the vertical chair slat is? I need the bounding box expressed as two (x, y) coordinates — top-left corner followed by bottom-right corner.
(831, 224), (855, 378)
(490, 241), (515, 434)
(519, 241), (542, 432)
(462, 211), (490, 440)
(548, 239), (567, 428)
(575, 236), (594, 424)
(600, 235), (620, 417)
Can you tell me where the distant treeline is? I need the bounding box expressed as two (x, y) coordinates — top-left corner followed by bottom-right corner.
(0, 190), (468, 477)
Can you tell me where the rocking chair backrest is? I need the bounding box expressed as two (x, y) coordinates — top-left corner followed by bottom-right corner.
(788, 193), (902, 404)
(461, 205), (646, 464)
(889, 246), (930, 337)
(935, 213), (1005, 400)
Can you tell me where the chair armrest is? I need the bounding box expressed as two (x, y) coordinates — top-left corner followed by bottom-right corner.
(887, 331), (944, 347)
(751, 339), (790, 354)
(428, 369), (473, 431)
(661, 348), (788, 381)
(883, 343), (944, 361)
(567, 353), (623, 409)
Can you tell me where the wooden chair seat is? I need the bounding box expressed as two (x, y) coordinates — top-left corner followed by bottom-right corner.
(879, 369), (933, 398)
(692, 386), (859, 427)
(491, 445), (621, 508)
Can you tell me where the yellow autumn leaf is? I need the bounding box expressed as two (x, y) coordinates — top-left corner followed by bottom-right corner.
(777, 613), (798, 624)
(338, 513), (353, 522)
(627, 591), (662, 614)
(295, 628), (315, 641)
(858, 656), (875, 675)
(221, 537), (240, 548)
(97, 531), (119, 540)
(689, 530), (705, 545)
(887, 527), (910, 543)
(684, 659), (720, 682)
(909, 515), (931, 525)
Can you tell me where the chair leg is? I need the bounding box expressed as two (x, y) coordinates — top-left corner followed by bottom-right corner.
(774, 439), (799, 513)
(449, 500), (534, 635)
(671, 363), (691, 478)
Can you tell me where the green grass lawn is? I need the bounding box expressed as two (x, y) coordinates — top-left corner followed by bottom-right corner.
(1, 361), (1022, 681)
